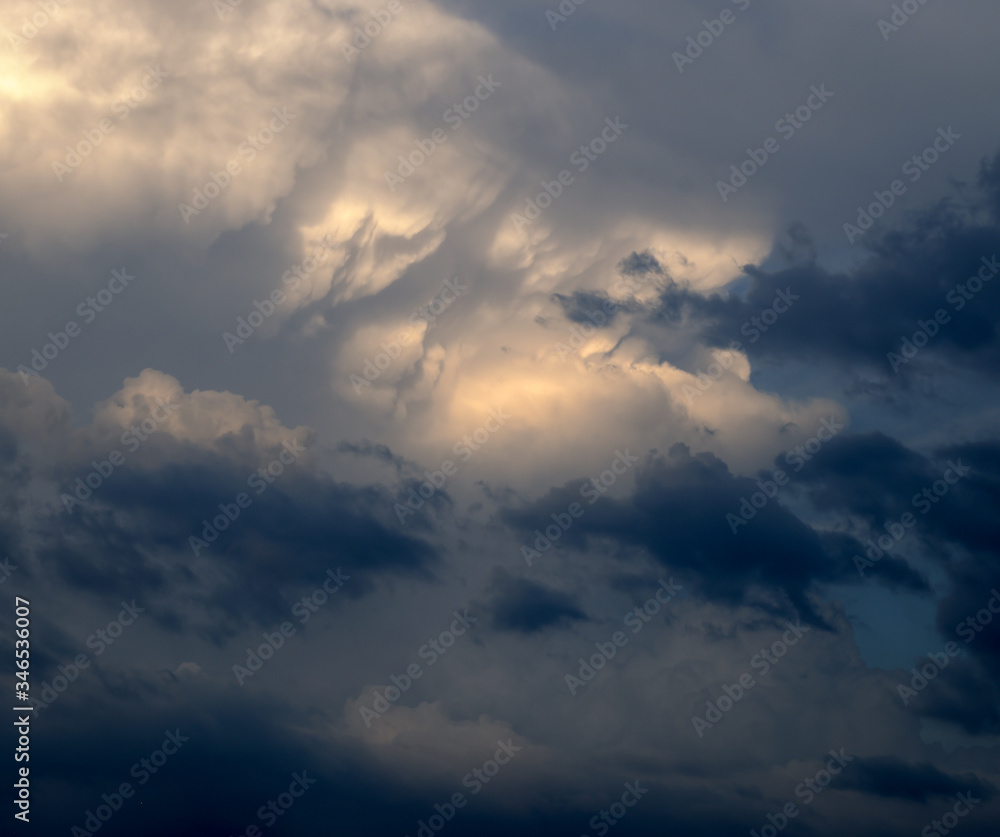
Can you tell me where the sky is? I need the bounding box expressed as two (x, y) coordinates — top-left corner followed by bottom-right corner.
(2, 0), (1000, 835)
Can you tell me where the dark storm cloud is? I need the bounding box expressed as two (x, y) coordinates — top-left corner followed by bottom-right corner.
(914, 661), (1000, 737)
(980, 150), (1000, 222)
(10, 658), (668, 837)
(933, 439), (1000, 559)
(791, 431), (962, 523)
(338, 440), (462, 527)
(837, 756), (996, 803)
(551, 290), (624, 328)
(21, 671), (404, 837)
(502, 442), (927, 626)
(787, 431), (1000, 728)
(639, 147), (1000, 381)
(484, 569), (588, 634)
(618, 250), (666, 279)
(550, 259), (655, 330)
(791, 433), (1000, 570)
(4, 0), (1000, 834)
(2, 422), (441, 643)
(936, 561), (1000, 676)
(790, 432), (999, 576)
(337, 439), (409, 474)
(0, 432), (31, 583)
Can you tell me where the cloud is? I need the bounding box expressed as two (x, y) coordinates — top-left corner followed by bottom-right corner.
(483, 569), (589, 634)
(503, 440), (928, 625)
(5, 0), (1000, 834)
(0, 368), (439, 641)
(837, 756), (996, 803)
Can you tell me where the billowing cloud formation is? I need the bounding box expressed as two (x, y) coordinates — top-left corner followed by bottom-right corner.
(0, 368), (438, 644)
(2, 0), (1000, 835)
